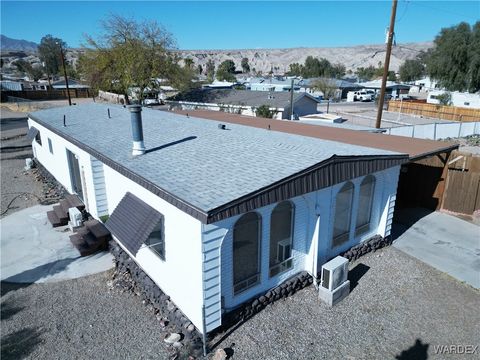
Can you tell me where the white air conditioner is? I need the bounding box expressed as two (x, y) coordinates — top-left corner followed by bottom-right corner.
(320, 256), (348, 292)
(68, 207), (83, 228)
(277, 238), (291, 263)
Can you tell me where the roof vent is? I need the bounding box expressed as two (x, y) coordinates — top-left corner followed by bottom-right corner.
(128, 105), (145, 156)
(218, 124), (227, 130)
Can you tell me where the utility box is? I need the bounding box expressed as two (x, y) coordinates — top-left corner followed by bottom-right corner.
(318, 256), (350, 306)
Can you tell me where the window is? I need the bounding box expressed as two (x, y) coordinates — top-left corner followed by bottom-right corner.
(35, 131), (42, 146)
(144, 220), (165, 260)
(269, 201), (294, 277)
(355, 176), (376, 236)
(332, 182), (354, 248)
(233, 212), (261, 295)
(48, 138), (53, 154)
(464, 102), (470, 106)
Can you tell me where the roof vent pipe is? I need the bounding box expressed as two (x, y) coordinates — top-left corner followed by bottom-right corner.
(128, 105), (145, 156)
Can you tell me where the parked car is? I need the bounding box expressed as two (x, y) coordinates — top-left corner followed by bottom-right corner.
(353, 91), (373, 102)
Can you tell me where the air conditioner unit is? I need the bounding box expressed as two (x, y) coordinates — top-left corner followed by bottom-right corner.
(68, 207), (83, 229)
(318, 256), (350, 307)
(320, 256), (348, 291)
(277, 238), (291, 263)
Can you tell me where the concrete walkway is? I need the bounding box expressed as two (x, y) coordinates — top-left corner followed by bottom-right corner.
(393, 210), (480, 289)
(0, 204), (113, 283)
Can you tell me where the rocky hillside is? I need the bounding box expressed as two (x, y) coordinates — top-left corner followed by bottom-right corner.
(179, 42), (432, 74)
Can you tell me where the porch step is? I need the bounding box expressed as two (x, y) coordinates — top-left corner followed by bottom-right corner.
(47, 210), (67, 227)
(85, 220), (110, 241)
(69, 221), (111, 257)
(53, 204), (68, 222)
(60, 194), (85, 213)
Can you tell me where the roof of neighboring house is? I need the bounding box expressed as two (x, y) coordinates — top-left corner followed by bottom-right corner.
(360, 80), (411, 90)
(29, 103), (406, 223)
(169, 89), (319, 109)
(171, 109), (459, 161)
(302, 78), (363, 89)
(51, 79), (90, 89)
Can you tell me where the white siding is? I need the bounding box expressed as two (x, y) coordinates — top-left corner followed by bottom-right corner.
(213, 165), (401, 311)
(90, 158), (109, 217)
(28, 118), (98, 217)
(102, 164), (205, 332)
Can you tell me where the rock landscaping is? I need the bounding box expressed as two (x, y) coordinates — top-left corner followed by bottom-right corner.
(30, 160), (66, 205)
(340, 234), (392, 261)
(109, 241), (204, 358)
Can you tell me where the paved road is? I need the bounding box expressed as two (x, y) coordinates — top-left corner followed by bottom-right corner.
(393, 209), (480, 288)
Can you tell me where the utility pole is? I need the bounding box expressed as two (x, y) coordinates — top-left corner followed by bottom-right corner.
(375, 0), (397, 129)
(290, 78), (295, 120)
(58, 42), (72, 106)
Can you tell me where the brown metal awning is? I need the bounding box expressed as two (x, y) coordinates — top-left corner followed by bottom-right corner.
(26, 126), (39, 141)
(172, 109), (459, 161)
(105, 192), (163, 255)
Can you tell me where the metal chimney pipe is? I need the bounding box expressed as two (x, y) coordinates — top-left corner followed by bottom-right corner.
(128, 105), (146, 156)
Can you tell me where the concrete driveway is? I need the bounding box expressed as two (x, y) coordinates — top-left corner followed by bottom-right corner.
(0, 204), (113, 283)
(393, 209), (480, 289)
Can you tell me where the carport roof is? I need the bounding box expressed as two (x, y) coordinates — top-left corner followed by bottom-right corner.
(29, 103), (407, 223)
(172, 109), (459, 161)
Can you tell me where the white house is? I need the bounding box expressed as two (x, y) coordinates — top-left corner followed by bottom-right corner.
(427, 90), (480, 109)
(28, 103), (410, 336)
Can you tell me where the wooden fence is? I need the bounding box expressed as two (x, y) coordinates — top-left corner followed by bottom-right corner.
(442, 151), (480, 215)
(388, 100), (480, 122)
(1, 89), (92, 102)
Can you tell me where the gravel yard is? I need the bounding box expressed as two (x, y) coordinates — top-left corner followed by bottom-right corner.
(2, 247), (478, 359)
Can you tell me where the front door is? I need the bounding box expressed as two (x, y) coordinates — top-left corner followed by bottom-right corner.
(66, 149), (83, 201)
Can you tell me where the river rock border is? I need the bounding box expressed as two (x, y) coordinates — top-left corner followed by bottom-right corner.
(220, 271), (314, 331)
(339, 234), (393, 262)
(109, 241), (204, 356)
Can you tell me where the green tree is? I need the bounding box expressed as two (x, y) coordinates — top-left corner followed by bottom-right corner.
(426, 21), (480, 92)
(355, 66), (377, 81)
(205, 59), (215, 82)
(241, 57), (250, 73)
(38, 35), (66, 83)
(197, 64), (203, 75)
(255, 104), (277, 118)
(216, 59), (236, 81)
(13, 59), (44, 81)
(287, 62), (304, 76)
(184, 57), (193, 68)
(311, 78), (338, 99)
(78, 15), (193, 103)
(399, 58), (425, 82)
(329, 63), (346, 78)
(436, 92), (452, 106)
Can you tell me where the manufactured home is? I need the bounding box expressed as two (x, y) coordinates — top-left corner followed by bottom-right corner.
(28, 103), (454, 336)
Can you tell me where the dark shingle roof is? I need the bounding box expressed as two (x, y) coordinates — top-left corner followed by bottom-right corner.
(169, 89), (318, 108)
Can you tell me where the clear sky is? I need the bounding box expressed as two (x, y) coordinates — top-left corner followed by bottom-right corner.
(1, 1), (479, 49)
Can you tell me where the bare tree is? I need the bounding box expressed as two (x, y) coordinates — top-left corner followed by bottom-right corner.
(311, 78), (338, 100)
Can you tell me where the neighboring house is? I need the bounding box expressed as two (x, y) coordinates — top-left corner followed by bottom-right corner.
(202, 80), (238, 89)
(427, 90), (480, 109)
(167, 89), (319, 119)
(359, 80), (410, 99)
(249, 77), (302, 92)
(0, 80), (47, 91)
(300, 78), (364, 100)
(27, 104), (455, 337)
(51, 79), (90, 89)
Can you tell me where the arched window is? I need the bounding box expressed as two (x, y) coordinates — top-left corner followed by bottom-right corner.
(269, 201), (294, 277)
(332, 181), (354, 248)
(233, 212), (261, 295)
(356, 175), (376, 236)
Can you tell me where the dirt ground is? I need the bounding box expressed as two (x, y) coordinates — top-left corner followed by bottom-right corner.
(0, 117), (44, 218)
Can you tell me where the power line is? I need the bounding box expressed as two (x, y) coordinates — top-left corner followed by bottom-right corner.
(411, 1), (478, 21)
